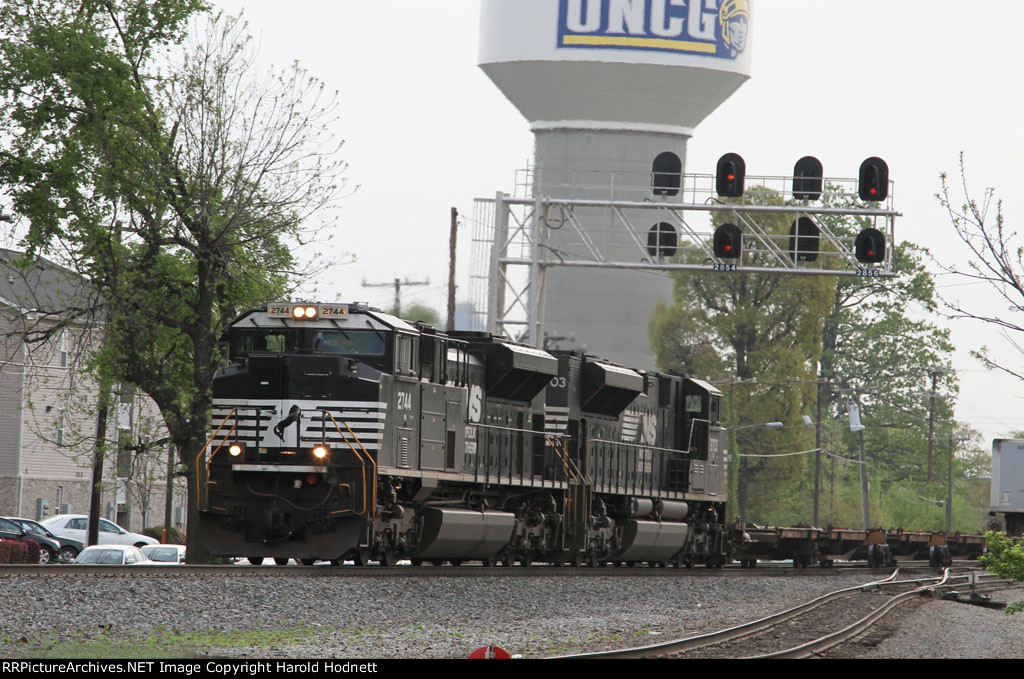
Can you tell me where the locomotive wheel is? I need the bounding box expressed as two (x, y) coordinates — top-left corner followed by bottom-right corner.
(411, 558), (424, 567)
(450, 559), (464, 567)
(274, 557), (290, 566)
(570, 553), (583, 568)
(481, 559), (493, 567)
(247, 556), (265, 566)
(519, 554), (532, 568)
(352, 548), (371, 567)
(501, 554), (514, 568)
(330, 559), (343, 566)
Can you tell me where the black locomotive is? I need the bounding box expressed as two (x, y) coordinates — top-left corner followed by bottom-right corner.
(197, 301), (728, 566)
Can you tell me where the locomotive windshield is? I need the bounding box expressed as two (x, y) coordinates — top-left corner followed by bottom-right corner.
(233, 329), (300, 355)
(230, 328), (387, 357)
(313, 330), (386, 356)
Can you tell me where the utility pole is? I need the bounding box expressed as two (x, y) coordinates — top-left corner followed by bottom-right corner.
(447, 207), (458, 331)
(926, 368), (940, 482)
(947, 436), (954, 533)
(814, 373), (825, 527)
(842, 384), (869, 529)
(362, 277), (430, 317)
(88, 220), (121, 546)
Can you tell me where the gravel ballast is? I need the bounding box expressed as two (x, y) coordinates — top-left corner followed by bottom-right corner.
(1, 572), (1022, 658)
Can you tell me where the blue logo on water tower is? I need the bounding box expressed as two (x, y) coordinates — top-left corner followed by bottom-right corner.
(557, 0), (750, 59)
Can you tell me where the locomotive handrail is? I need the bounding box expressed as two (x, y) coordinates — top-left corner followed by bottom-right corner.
(318, 408), (377, 518)
(471, 422), (569, 438)
(586, 438), (693, 456)
(196, 409), (241, 510)
(545, 435), (591, 527)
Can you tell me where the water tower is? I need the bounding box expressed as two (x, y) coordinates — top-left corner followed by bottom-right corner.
(477, 0), (752, 369)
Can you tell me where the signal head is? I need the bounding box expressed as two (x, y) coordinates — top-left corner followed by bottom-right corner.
(793, 156), (823, 201)
(716, 153), (746, 198)
(858, 157), (889, 202)
(713, 223), (742, 259)
(855, 228), (886, 264)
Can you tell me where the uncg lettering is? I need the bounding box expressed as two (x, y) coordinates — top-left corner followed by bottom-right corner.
(562, 0), (717, 42)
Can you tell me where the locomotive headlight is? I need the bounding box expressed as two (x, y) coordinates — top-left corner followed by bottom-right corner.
(291, 305), (319, 320)
(228, 443), (244, 457)
(312, 445), (329, 460)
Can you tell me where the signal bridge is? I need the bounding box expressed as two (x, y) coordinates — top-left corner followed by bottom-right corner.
(470, 155), (899, 344)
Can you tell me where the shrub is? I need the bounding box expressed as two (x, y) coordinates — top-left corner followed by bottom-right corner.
(0, 538), (39, 564)
(142, 525), (186, 545)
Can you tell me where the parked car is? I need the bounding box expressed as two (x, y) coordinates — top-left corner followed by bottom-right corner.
(5, 517), (85, 563)
(73, 544), (153, 565)
(141, 544), (186, 564)
(40, 514), (158, 548)
(0, 516), (63, 564)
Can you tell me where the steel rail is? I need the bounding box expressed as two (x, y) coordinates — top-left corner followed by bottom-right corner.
(548, 570), (908, 659)
(749, 570), (1013, 659)
(548, 568), (1002, 659)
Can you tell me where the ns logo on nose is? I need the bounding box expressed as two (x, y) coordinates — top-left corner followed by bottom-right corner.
(557, 0), (750, 60)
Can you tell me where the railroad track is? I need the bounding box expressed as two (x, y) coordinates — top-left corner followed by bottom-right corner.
(550, 568), (1011, 659)
(0, 561), (957, 578)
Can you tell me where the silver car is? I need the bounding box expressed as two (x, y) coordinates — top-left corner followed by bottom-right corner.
(74, 545), (153, 565)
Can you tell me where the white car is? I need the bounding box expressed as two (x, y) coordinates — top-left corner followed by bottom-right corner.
(40, 514), (158, 548)
(74, 544), (153, 565)
(141, 544), (186, 564)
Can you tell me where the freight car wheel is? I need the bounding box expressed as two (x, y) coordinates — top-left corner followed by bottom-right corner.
(300, 559), (315, 565)
(274, 557), (289, 566)
(570, 553), (582, 568)
(247, 557), (265, 566)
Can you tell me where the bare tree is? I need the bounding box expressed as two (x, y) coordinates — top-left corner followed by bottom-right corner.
(936, 153), (1024, 380)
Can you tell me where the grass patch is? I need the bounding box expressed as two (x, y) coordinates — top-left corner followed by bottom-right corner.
(9, 625), (323, 659)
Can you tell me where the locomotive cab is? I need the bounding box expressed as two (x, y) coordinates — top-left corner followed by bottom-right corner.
(199, 302), (417, 563)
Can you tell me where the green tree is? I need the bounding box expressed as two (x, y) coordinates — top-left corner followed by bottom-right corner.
(651, 188), (969, 529)
(811, 190), (970, 531)
(650, 189), (832, 524)
(389, 303), (442, 327)
(0, 4), (346, 558)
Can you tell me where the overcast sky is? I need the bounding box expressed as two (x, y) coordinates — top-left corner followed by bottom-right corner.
(200, 0), (1023, 444)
